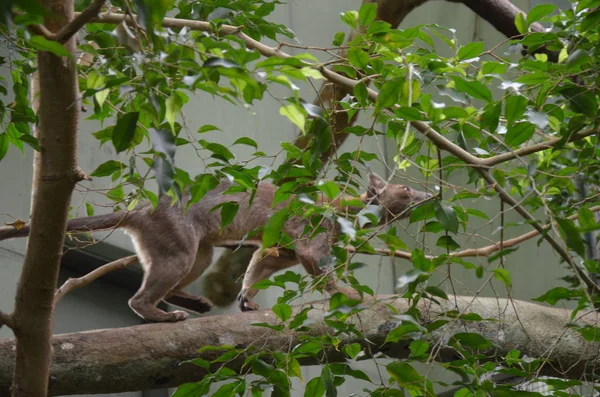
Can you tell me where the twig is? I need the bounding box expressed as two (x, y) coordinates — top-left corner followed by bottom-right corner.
(0, 311), (13, 330)
(54, 255), (137, 304)
(54, 0), (107, 43)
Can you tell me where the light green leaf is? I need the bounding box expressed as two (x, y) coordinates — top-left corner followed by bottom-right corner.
(279, 104), (306, 133)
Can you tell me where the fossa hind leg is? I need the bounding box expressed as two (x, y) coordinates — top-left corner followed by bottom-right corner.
(128, 234), (199, 322)
(238, 249), (298, 312)
(164, 244), (214, 314)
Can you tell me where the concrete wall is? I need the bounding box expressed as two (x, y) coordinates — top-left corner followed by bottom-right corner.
(0, 0), (573, 395)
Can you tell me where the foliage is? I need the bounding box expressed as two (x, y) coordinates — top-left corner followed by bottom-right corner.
(2, 0), (600, 395)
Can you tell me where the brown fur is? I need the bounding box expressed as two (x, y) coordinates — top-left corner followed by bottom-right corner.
(0, 173), (431, 322)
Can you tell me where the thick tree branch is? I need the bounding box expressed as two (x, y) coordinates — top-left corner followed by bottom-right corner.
(0, 296), (598, 395)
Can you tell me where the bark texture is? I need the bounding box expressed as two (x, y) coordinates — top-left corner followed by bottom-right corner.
(10, 0), (81, 395)
(0, 296), (598, 395)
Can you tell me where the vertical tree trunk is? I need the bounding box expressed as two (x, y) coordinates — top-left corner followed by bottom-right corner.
(11, 0), (81, 395)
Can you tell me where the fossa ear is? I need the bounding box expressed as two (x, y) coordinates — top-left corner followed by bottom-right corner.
(368, 172), (387, 193)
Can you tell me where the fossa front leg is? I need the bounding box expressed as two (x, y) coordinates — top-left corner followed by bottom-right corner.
(237, 248), (298, 312)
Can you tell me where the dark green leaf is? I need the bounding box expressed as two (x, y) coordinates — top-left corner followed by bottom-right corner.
(321, 365), (337, 397)
(505, 95), (528, 125)
(262, 207), (289, 248)
(233, 137), (258, 148)
(0, 133), (9, 161)
(91, 160), (125, 177)
(434, 201), (459, 233)
(452, 77), (493, 102)
(560, 87), (598, 118)
(533, 287), (576, 305)
(450, 332), (494, 349)
(556, 218), (585, 257)
(220, 202), (239, 230)
(112, 112), (139, 153)
(505, 122), (535, 146)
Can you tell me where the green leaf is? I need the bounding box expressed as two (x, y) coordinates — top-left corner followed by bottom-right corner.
(91, 160), (125, 177)
(425, 286), (448, 300)
(492, 268), (512, 288)
(556, 218), (585, 257)
(450, 332), (494, 349)
(579, 207), (599, 231)
(166, 93), (187, 132)
(436, 235), (460, 250)
(341, 343), (362, 359)
(233, 137), (258, 148)
(198, 124), (221, 133)
(581, 9), (600, 32)
(340, 10), (359, 29)
(481, 102), (502, 133)
(199, 140), (235, 162)
(409, 340), (430, 357)
(220, 202), (239, 230)
(272, 303), (292, 322)
(505, 122), (535, 146)
(376, 79), (401, 110)
(171, 383), (209, 397)
(560, 87), (598, 118)
(280, 104), (306, 133)
(304, 377), (325, 397)
(321, 365), (337, 397)
(533, 287), (576, 305)
(29, 35), (71, 57)
(353, 82), (369, 107)
(458, 42), (484, 60)
(112, 112), (139, 153)
(575, 326), (600, 342)
(433, 201), (458, 233)
(317, 181), (339, 200)
(515, 13), (528, 34)
(505, 95), (528, 125)
(527, 4), (556, 23)
(262, 207), (289, 248)
(332, 32), (345, 46)
(387, 362), (424, 391)
(0, 133), (9, 161)
(394, 107), (424, 121)
(452, 77), (493, 102)
(359, 2), (377, 26)
(347, 47), (369, 70)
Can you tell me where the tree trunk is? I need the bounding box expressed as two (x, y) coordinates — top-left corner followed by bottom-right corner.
(0, 296), (597, 395)
(10, 0), (81, 395)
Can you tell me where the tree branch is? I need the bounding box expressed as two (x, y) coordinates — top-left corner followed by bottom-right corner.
(54, 255), (137, 304)
(54, 0), (106, 43)
(0, 295), (597, 395)
(0, 311), (13, 330)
